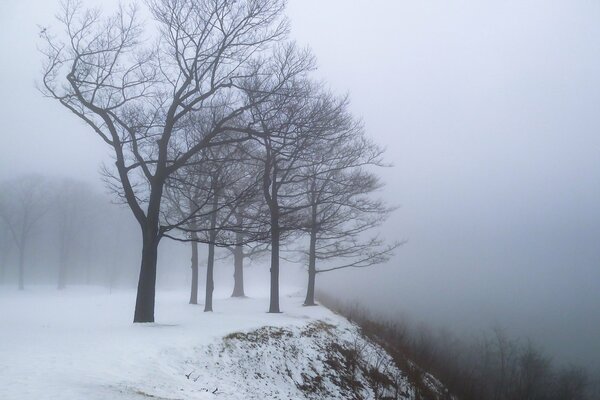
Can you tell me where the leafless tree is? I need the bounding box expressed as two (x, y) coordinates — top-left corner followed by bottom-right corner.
(553, 365), (589, 400)
(54, 178), (95, 290)
(215, 141), (270, 298)
(163, 141), (265, 310)
(163, 147), (230, 310)
(0, 223), (10, 284)
(224, 236), (269, 298)
(40, 0), (297, 322)
(163, 155), (212, 305)
(512, 342), (552, 400)
(294, 99), (399, 306)
(0, 176), (48, 290)
(242, 76), (340, 313)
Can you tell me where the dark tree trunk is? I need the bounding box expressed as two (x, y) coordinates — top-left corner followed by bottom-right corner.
(133, 227), (159, 323)
(204, 240), (215, 311)
(231, 231), (245, 297)
(204, 193), (219, 312)
(264, 150), (280, 313)
(133, 179), (164, 323)
(304, 227), (318, 306)
(268, 218), (280, 313)
(189, 231), (199, 305)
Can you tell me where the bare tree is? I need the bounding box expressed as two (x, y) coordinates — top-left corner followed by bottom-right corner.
(245, 79), (396, 312)
(163, 148), (227, 310)
(0, 176), (48, 290)
(163, 141), (264, 310)
(163, 159), (211, 305)
(553, 365), (589, 400)
(0, 223), (10, 284)
(512, 342), (552, 400)
(243, 75), (329, 313)
(294, 98), (399, 306)
(55, 178), (94, 290)
(219, 142), (270, 298)
(40, 0), (294, 322)
(224, 235), (269, 298)
(163, 44), (315, 313)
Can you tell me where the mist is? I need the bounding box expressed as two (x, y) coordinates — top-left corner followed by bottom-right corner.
(1, 0), (599, 398)
(285, 0), (600, 373)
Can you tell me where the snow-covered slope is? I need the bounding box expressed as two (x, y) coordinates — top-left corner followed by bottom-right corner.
(0, 286), (439, 399)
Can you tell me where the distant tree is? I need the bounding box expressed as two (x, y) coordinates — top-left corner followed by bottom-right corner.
(220, 143), (270, 298)
(163, 163), (211, 305)
(163, 143), (261, 310)
(201, 172), (221, 312)
(553, 365), (589, 400)
(41, 0), (299, 322)
(224, 236), (268, 298)
(296, 102), (399, 306)
(242, 75), (334, 313)
(163, 45), (314, 313)
(0, 176), (48, 290)
(163, 149), (222, 309)
(198, 153), (232, 312)
(247, 81), (394, 312)
(55, 179), (94, 290)
(0, 223), (10, 283)
(512, 342), (552, 400)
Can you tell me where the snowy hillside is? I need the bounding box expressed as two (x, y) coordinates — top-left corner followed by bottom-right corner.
(0, 287), (444, 399)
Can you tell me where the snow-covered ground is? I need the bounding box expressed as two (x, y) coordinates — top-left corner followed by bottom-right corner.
(0, 286), (418, 399)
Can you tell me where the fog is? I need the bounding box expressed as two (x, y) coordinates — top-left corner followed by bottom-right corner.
(1, 0), (599, 378)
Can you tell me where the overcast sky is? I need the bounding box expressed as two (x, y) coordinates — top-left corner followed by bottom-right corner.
(1, 0), (599, 370)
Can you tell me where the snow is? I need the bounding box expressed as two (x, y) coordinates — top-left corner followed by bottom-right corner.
(0, 286), (415, 399)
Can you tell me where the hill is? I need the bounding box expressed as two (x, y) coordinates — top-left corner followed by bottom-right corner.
(0, 287), (447, 399)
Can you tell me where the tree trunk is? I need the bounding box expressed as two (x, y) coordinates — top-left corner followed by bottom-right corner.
(304, 227), (318, 306)
(189, 203), (199, 305)
(268, 218), (280, 313)
(204, 241), (215, 311)
(204, 193), (219, 312)
(189, 235), (199, 305)
(231, 231), (245, 297)
(132, 178), (165, 323)
(133, 227), (159, 323)
(265, 150), (280, 313)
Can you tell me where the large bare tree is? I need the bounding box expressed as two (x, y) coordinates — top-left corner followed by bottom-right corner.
(40, 0), (295, 322)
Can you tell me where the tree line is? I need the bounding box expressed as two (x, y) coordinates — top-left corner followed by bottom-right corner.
(318, 293), (600, 400)
(38, 0), (397, 322)
(0, 176), (143, 290)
